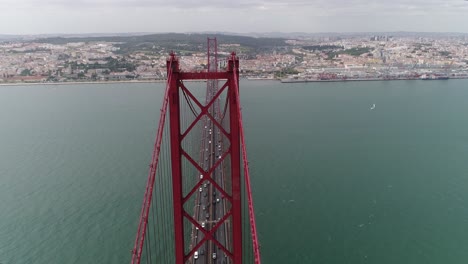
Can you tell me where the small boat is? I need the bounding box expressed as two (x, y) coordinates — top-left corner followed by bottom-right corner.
(370, 104), (376, 110)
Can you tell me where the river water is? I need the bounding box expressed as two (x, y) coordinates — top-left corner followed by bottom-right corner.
(1, 80), (468, 263)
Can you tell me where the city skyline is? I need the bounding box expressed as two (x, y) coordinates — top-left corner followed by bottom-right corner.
(1, 0), (468, 35)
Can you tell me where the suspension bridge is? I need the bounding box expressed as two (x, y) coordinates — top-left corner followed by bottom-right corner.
(130, 38), (261, 264)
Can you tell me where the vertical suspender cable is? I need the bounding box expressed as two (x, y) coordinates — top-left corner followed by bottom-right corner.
(160, 129), (166, 263)
(162, 124), (170, 263)
(146, 220), (152, 264)
(131, 60), (173, 264)
(150, 179), (158, 262)
(232, 56), (261, 264)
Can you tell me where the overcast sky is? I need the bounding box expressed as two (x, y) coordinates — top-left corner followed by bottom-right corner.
(1, 0), (468, 34)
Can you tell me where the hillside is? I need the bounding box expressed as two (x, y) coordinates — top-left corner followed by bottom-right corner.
(35, 33), (288, 55)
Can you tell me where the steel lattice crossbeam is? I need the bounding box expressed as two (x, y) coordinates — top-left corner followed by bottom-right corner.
(167, 51), (242, 264)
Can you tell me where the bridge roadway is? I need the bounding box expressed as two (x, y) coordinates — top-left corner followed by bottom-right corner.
(192, 100), (230, 264)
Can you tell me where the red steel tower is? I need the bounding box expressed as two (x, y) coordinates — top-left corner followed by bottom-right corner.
(167, 41), (242, 263)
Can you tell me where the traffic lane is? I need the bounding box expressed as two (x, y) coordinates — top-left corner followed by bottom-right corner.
(195, 132), (211, 264)
(198, 113), (227, 263)
(214, 129), (229, 263)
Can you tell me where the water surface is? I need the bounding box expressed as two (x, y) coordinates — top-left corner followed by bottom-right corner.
(1, 80), (468, 263)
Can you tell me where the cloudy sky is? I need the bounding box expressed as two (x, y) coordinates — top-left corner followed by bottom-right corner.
(1, 0), (468, 34)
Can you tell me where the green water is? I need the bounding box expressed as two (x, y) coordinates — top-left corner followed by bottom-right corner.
(1, 80), (468, 263)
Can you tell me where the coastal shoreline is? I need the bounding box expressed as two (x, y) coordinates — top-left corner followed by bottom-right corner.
(1, 76), (468, 86)
(280, 76), (468, 83)
(0, 80), (168, 87)
(0, 78), (215, 87)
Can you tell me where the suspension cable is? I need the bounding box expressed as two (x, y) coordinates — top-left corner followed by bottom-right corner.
(131, 58), (174, 264)
(232, 57), (262, 264)
(181, 83), (199, 117)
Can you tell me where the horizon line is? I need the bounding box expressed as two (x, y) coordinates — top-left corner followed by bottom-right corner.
(2, 30), (468, 37)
